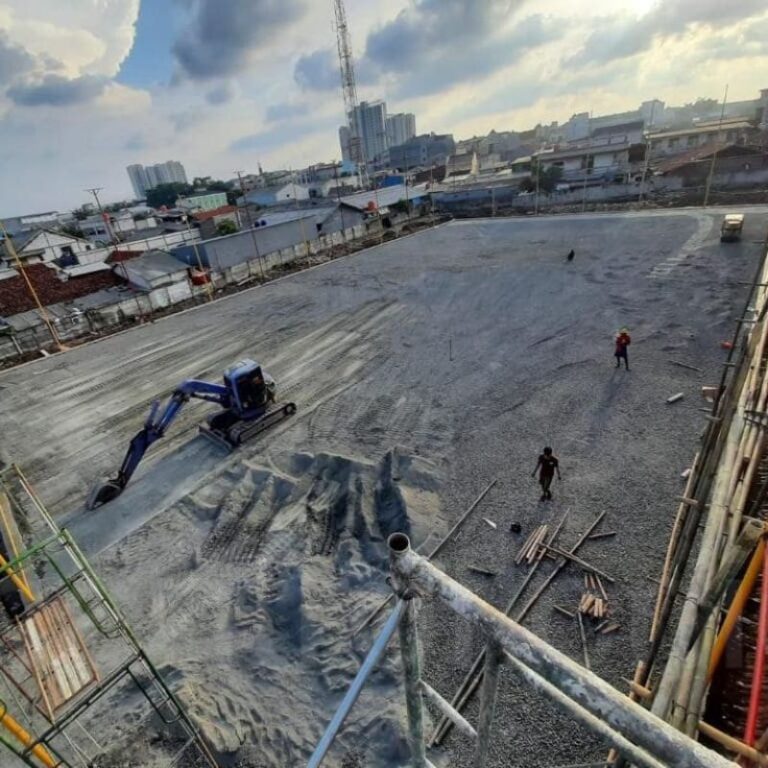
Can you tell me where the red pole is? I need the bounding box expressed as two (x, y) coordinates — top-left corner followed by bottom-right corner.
(744, 545), (768, 749)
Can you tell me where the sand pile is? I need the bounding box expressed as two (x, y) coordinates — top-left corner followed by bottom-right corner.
(91, 446), (443, 767)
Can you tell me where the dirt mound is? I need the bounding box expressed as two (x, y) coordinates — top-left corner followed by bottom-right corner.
(93, 446), (442, 767)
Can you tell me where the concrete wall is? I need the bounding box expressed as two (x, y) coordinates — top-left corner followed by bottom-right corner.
(172, 219), (312, 270)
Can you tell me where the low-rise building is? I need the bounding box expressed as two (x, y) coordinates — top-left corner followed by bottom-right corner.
(1, 229), (94, 268)
(389, 133), (455, 171)
(175, 192), (228, 212)
(113, 249), (190, 291)
(240, 183), (311, 208)
(192, 205), (241, 239)
(654, 143), (768, 187)
(648, 119), (759, 159)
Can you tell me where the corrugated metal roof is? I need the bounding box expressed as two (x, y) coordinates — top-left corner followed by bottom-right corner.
(116, 250), (188, 282)
(340, 184), (429, 211)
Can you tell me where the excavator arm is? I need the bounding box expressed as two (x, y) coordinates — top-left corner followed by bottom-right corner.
(86, 379), (230, 509)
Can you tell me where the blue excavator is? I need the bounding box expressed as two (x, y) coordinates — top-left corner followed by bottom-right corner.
(86, 359), (296, 509)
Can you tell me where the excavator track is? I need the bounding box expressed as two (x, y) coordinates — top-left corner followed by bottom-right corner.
(199, 402), (297, 450)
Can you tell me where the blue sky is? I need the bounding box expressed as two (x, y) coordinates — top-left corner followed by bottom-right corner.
(116, 2), (178, 89)
(0, 0), (767, 213)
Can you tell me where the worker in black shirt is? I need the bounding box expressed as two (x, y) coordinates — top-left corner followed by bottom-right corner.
(532, 446), (561, 501)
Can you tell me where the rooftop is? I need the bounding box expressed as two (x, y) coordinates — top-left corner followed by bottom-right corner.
(0, 263), (123, 317)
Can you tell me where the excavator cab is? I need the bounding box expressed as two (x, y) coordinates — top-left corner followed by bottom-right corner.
(224, 360), (276, 415)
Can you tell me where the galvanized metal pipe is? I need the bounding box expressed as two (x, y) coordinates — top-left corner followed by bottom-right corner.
(474, 639), (503, 767)
(503, 652), (665, 768)
(387, 533), (736, 768)
(398, 598), (427, 767)
(307, 600), (404, 768)
(419, 681), (476, 740)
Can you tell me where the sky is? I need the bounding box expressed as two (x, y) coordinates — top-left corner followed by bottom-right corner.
(0, 0), (767, 214)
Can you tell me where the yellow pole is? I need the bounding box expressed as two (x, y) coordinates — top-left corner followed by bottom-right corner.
(0, 492), (33, 598)
(0, 552), (34, 603)
(708, 537), (765, 681)
(0, 221), (63, 351)
(0, 702), (56, 767)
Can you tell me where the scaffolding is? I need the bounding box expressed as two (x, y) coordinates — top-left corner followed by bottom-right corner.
(307, 532), (737, 768)
(0, 464), (219, 768)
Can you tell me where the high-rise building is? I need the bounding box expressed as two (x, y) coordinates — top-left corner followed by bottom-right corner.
(127, 164), (149, 199)
(386, 113), (416, 149)
(352, 100), (388, 166)
(126, 160), (188, 198)
(339, 126), (352, 162)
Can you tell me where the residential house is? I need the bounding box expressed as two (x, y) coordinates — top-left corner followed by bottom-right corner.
(1, 229), (94, 268)
(654, 144), (768, 187)
(193, 205), (241, 239)
(0, 211), (62, 236)
(113, 249), (190, 291)
(78, 211), (159, 243)
(648, 119), (759, 159)
(536, 141), (645, 183)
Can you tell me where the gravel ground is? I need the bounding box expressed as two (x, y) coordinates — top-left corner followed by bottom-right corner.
(1, 208), (766, 767)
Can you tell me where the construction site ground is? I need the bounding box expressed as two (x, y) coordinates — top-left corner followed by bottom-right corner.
(1, 208), (766, 767)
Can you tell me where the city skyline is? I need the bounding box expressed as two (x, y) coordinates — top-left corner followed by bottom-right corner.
(0, 1), (767, 213)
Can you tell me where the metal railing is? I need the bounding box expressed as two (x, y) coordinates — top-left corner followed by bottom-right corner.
(308, 532), (738, 768)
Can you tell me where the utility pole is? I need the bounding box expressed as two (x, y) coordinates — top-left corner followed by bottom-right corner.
(85, 187), (117, 249)
(638, 100), (657, 203)
(333, 161), (347, 244)
(703, 84), (729, 208)
(0, 220), (63, 350)
(534, 156), (540, 216)
(234, 170), (265, 279)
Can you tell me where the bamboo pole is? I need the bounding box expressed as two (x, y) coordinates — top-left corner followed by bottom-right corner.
(698, 720), (768, 766)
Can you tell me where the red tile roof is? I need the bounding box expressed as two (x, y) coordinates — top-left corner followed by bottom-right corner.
(0, 263), (123, 317)
(192, 205), (237, 222)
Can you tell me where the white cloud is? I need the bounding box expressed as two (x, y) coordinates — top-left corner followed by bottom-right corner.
(0, 1), (140, 78)
(0, 0), (767, 214)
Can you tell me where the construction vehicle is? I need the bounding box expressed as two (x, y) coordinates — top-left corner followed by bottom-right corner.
(720, 213), (744, 242)
(86, 359), (296, 509)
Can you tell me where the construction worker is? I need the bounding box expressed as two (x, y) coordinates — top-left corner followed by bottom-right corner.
(532, 447), (561, 501)
(615, 327), (631, 370)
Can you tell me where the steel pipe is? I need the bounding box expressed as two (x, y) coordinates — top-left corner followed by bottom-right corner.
(475, 640), (503, 766)
(387, 533), (736, 768)
(307, 600), (404, 768)
(503, 652), (665, 768)
(398, 598), (427, 767)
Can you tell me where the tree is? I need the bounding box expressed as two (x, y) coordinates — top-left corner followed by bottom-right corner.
(60, 224), (84, 238)
(216, 219), (238, 236)
(521, 162), (563, 194)
(146, 182), (192, 209)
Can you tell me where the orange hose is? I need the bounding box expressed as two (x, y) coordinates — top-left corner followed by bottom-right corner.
(709, 538), (766, 682)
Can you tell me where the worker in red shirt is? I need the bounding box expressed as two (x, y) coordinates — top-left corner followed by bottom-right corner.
(615, 328), (631, 370)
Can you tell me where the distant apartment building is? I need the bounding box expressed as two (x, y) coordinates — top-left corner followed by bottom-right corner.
(389, 133), (455, 170)
(126, 160), (188, 198)
(386, 113), (416, 148)
(339, 100), (389, 167)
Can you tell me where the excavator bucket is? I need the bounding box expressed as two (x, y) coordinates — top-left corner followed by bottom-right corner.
(85, 479), (124, 510)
